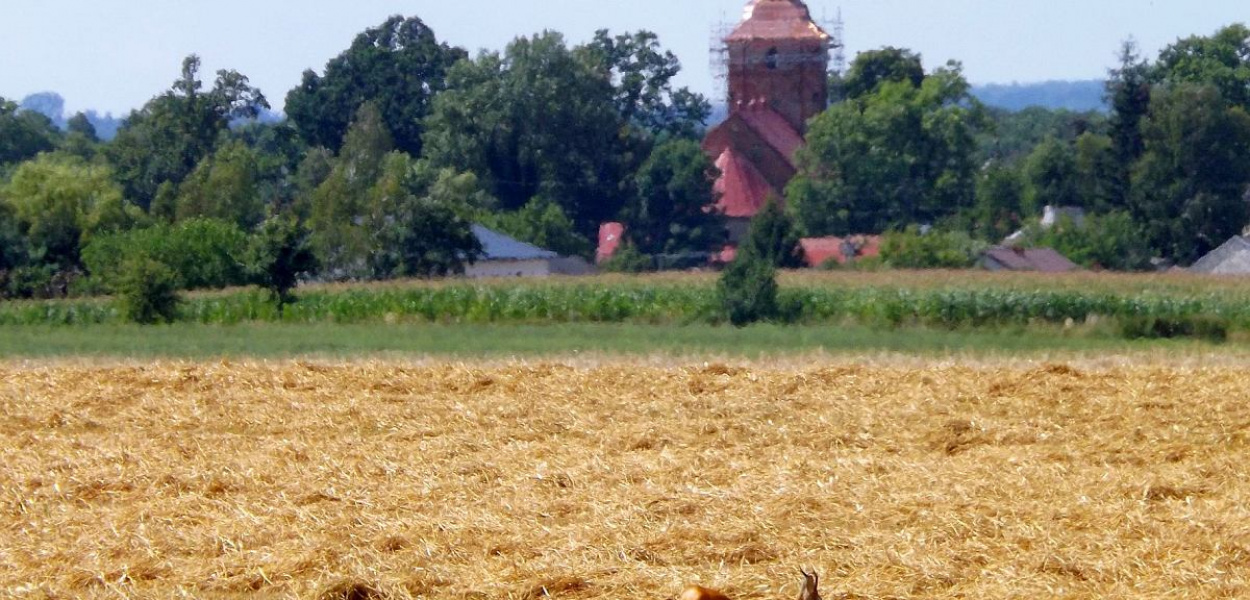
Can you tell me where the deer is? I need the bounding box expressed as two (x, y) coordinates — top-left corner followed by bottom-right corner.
(680, 568), (821, 600)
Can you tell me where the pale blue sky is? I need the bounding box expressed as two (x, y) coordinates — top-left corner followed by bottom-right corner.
(2, 1), (1245, 115)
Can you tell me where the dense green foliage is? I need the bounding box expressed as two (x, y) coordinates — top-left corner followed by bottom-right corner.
(739, 198), (803, 269)
(116, 257), (180, 324)
(718, 253), (779, 327)
(246, 215), (318, 306)
(5, 16), (1250, 309)
(789, 58), (987, 236)
(81, 218), (249, 292)
(106, 56), (268, 210)
(880, 228), (986, 269)
(284, 15), (466, 155)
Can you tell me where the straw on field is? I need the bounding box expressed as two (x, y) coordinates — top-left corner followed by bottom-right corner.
(2, 360), (1248, 599)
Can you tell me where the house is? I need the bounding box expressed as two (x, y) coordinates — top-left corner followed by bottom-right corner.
(466, 224), (594, 278)
(981, 246), (1080, 273)
(702, 0), (835, 242)
(1190, 236), (1250, 275)
(799, 235), (882, 268)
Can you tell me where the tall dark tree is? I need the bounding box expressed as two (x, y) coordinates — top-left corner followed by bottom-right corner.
(971, 163), (1025, 242)
(285, 15), (466, 155)
(1131, 84), (1250, 263)
(1023, 136), (1080, 213)
(740, 197), (803, 269)
(623, 139), (723, 255)
(578, 30), (711, 139)
(107, 55), (268, 209)
(423, 31), (630, 237)
(1106, 40), (1151, 199)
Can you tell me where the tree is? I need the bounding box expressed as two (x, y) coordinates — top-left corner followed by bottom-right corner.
(1, 154), (141, 269)
(107, 55), (268, 209)
(718, 249), (779, 327)
(740, 197), (802, 269)
(788, 59), (986, 236)
(307, 102), (395, 278)
(841, 47), (925, 100)
(285, 15), (466, 155)
(247, 215), (318, 306)
(1130, 84), (1250, 263)
(82, 218), (250, 292)
(1022, 136), (1080, 213)
(1106, 39), (1152, 184)
(66, 112), (98, 141)
(1152, 24), (1250, 110)
(174, 140), (265, 229)
(0, 96), (59, 166)
(423, 31), (633, 237)
(623, 139), (723, 255)
(971, 163), (1025, 242)
(0, 201), (27, 273)
(1073, 132), (1120, 213)
(578, 30), (711, 139)
(1025, 211), (1153, 271)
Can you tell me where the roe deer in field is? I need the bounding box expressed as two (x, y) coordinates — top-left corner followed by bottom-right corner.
(680, 568), (821, 600)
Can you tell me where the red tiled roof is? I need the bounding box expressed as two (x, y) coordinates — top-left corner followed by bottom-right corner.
(727, 0), (830, 42)
(983, 246), (1080, 273)
(714, 148), (774, 218)
(737, 105), (804, 168)
(596, 222), (625, 264)
(800, 236), (882, 267)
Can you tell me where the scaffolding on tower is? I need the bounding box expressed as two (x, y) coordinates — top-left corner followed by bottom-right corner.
(709, 3), (846, 102)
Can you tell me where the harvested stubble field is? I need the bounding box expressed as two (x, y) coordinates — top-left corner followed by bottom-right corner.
(3, 360), (1250, 599)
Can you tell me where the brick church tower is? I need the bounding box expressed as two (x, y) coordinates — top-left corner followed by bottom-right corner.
(703, 0), (833, 240)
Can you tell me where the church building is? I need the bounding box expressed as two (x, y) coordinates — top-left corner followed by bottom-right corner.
(703, 0), (833, 241)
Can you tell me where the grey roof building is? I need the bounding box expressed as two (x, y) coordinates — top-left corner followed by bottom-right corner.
(467, 224), (594, 278)
(1190, 236), (1250, 275)
(981, 246), (1080, 273)
(472, 224), (560, 261)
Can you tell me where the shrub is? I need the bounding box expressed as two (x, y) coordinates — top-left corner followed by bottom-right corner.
(880, 227), (984, 269)
(116, 258), (180, 324)
(718, 250), (779, 327)
(82, 218), (249, 292)
(600, 242), (654, 273)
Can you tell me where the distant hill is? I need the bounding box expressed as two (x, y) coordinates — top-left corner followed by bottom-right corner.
(704, 79), (1109, 129)
(971, 80), (1107, 113)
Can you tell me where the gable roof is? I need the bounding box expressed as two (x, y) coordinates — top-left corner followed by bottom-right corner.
(736, 105), (804, 168)
(982, 246), (1079, 273)
(714, 148), (775, 218)
(1190, 236), (1250, 274)
(472, 224), (559, 261)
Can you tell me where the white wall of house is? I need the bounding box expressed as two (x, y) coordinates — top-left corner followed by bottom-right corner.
(466, 259), (553, 279)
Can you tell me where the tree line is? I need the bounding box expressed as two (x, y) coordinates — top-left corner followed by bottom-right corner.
(2, 16), (1249, 305)
(796, 26), (1250, 270)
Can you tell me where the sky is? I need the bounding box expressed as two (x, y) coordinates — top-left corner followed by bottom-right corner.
(1, 0), (1246, 116)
